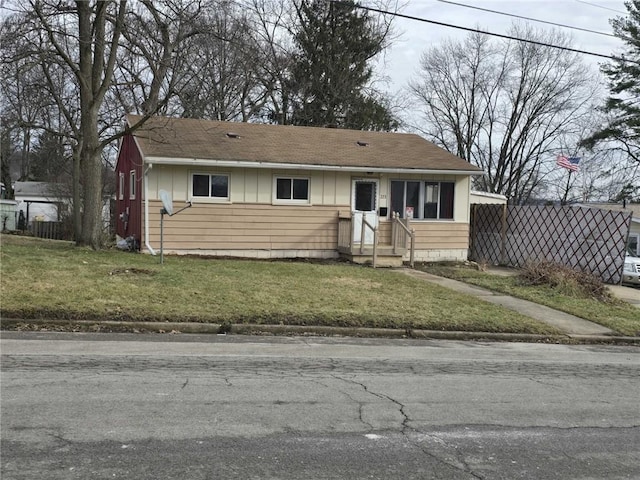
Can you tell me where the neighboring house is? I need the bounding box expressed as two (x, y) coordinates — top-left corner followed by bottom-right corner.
(9, 181), (110, 234)
(115, 115), (482, 263)
(577, 202), (640, 256)
(470, 191), (508, 205)
(14, 182), (68, 224)
(0, 182), (17, 231)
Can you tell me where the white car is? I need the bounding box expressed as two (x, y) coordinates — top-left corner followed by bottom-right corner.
(623, 248), (640, 286)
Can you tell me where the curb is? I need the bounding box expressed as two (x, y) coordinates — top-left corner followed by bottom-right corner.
(2, 318), (639, 345)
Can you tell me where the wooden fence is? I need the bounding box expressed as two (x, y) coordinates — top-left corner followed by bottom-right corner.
(469, 204), (632, 284)
(30, 221), (64, 240)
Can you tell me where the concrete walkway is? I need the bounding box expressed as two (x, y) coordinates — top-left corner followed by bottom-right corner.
(396, 269), (619, 337)
(609, 285), (640, 308)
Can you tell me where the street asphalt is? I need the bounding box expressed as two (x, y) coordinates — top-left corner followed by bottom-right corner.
(2, 334), (639, 479)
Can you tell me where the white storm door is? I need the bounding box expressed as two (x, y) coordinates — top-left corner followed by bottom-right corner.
(352, 179), (379, 244)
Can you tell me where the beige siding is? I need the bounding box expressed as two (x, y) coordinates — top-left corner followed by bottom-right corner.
(376, 219), (469, 251)
(413, 222), (469, 249)
(143, 165), (473, 258)
(146, 201), (347, 251)
(322, 171), (337, 204)
(455, 176), (471, 223)
(378, 220), (392, 244)
(147, 166), (353, 206)
(147, 166), (471, 218)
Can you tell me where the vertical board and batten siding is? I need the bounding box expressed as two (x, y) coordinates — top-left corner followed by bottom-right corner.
(115, 135), (143, 241)
(147, 165), (352, 206)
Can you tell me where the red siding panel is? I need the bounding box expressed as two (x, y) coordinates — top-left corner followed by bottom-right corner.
(115, 135), (143, 247)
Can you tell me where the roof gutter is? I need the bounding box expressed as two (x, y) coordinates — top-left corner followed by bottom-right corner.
(144, 157), (483, 176)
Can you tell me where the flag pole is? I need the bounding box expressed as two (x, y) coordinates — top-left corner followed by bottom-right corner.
(562, 169), (572, 206)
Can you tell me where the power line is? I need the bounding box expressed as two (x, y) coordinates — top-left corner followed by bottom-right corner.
(330, 1), (638, 65)
(574, 0), (627, 15)
(436, 0), (618, 39)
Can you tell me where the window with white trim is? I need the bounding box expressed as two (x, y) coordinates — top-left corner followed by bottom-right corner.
(274, 177), (309, 203)
(191, 173), (229, 200)
(119, 172), (124, 200)
(129, 170), (136, 199)
(390, 180), (455, 219)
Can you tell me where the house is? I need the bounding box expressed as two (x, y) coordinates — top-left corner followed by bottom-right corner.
(115, 115), (482, 264)
(13, 181), (68, 224)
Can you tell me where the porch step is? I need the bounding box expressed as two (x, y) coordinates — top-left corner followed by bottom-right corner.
(339, 246), (407, 267)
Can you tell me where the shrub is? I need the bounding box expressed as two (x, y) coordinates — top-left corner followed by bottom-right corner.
(519, 261), (612, 302)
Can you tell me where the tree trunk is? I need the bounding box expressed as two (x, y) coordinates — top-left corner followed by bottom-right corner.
(72, 145), (82, 242)
(78, 108), (103, 249)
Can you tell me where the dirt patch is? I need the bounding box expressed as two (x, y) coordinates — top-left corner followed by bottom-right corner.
(109, 268), (157, 276)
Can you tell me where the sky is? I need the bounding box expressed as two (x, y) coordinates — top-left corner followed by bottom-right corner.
(379, 0), (628, 99)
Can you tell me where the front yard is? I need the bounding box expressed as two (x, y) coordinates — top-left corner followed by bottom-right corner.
(0, 234), (557, 335)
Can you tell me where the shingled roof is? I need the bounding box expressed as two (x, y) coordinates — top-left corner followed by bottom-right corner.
(126, 115), (482, 174)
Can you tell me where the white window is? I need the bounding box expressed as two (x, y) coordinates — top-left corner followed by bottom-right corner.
(274, 176), (309, 203)
(390, 180), (455, 219)
(191, 173), (229, 200)
(129, 170), (136, 199)
(119, 172), (124, 200)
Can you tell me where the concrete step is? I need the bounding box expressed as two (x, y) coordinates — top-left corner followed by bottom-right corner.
(340, 245), (406, 267)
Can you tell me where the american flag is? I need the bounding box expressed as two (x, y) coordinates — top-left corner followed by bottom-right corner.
(556, 155), (580, 172)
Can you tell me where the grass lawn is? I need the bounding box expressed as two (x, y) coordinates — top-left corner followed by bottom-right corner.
(0, 234), (560, 335)
(420, 263), (640, 337)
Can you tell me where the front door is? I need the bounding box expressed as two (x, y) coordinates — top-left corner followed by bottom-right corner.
(352, 179), (378, 244)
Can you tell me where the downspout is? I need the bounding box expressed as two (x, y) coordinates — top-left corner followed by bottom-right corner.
(144, 163), (156, 255)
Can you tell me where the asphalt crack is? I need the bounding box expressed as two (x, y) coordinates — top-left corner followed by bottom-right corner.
(332, 374), (485, 479)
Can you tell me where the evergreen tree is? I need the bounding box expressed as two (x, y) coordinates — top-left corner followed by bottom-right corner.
(287, 0), (396, 131)
(30, 132), (69, 182)
(584, 0), (640, 163)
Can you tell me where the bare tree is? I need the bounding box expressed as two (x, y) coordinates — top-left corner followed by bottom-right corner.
(3, 0), (209, 247)
(530, 107), (640, 204)
(172, 1), (268, 121)
(0, 14), (56, 183)
(1, 7), (80, 202)
(245, 0), (298, 124)
(410, 25), (599, 204)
